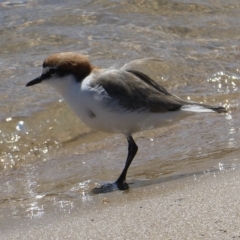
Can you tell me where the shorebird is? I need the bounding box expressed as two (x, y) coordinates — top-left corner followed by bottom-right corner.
(26, 52), (226, 189)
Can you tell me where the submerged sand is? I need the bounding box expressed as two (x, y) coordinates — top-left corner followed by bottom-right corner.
(2, 167), (240, 240)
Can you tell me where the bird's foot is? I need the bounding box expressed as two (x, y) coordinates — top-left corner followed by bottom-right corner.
(91, 180), (129, 194)
(115, 180), (129, 190)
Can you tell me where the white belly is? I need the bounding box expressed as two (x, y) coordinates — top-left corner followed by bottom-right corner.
(67, 90), (190, 135)
(86, 109), (189, 135)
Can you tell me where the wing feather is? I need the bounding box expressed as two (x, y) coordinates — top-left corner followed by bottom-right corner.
(90, 69), (184, 113)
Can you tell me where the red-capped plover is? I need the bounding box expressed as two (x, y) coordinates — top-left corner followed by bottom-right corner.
(26, 52), (226, 190)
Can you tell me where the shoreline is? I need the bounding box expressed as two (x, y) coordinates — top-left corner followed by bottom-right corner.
(2, 167), (240, 239)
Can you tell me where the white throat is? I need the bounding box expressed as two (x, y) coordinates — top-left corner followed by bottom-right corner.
(44, 74), (92, 126)
(45, 74), (79, 97)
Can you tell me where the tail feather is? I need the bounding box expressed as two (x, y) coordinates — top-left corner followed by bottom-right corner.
(204, 105), (227, 113)
(181, 103), (227, 113)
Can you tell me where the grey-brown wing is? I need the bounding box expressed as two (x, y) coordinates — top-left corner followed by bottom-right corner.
(92, 69), (185, 113)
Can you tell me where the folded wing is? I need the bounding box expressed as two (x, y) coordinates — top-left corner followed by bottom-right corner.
(91, 69), (187, 113)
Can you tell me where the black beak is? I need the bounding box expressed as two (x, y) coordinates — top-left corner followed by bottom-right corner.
(26, 72), (50, 87)
(26, 76), (42, 87)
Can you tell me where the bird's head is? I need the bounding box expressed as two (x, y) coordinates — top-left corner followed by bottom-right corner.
(26, 52), (93, 90)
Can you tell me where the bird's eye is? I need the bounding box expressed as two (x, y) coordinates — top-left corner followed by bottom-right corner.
(49, 68), (57, 75)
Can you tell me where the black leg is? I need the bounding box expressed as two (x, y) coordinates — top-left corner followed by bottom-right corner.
(115, 135), (138, 187)
(91, 136), (138, 194)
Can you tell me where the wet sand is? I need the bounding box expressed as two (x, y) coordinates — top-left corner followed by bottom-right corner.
(2, 167), (240, 240)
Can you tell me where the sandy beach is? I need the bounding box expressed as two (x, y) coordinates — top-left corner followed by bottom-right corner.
(2, 167), (240, 240)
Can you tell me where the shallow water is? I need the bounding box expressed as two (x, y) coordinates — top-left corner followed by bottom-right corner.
(0, 0), (240, 219)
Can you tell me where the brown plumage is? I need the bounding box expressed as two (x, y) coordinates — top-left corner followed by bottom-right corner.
(43, 52), (93, 82)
